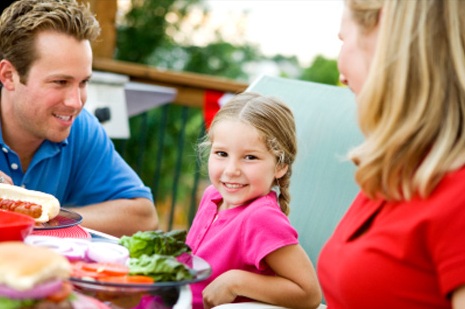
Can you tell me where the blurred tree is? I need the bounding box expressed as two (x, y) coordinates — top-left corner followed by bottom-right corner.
(116, 0), (201, 63)
(300, 55), (339, 86)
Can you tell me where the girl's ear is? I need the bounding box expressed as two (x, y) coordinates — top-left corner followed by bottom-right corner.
(275, 164), (288, 180)
(0, 60), (17, 90)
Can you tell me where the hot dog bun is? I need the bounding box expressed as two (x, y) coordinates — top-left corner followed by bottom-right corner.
(0, 184), (60, 223)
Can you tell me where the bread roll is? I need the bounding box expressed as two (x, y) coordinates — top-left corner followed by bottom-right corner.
(0, 242), (71, 290)
(0, 183), (60, 223)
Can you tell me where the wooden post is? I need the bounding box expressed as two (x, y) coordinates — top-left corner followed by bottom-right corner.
(77, 0), (117, 59)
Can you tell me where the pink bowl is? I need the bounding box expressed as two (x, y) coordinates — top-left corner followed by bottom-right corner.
(0, 210), (35, 241)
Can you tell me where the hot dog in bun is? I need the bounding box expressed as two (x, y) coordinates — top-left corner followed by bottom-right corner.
(0, 184), (60, 223)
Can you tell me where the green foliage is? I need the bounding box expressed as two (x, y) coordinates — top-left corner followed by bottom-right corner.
(300, 55), (340, 85)
(116, 0), (202, 63)
(182, 42), (261, 80)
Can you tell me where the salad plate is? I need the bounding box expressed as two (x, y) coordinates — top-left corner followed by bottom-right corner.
(34, 209), (82, 230)
(70, 254), (211, 293)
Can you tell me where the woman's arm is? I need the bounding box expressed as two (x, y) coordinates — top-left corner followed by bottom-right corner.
(453, 285), (465, 308)
(202, 244), (322, 309)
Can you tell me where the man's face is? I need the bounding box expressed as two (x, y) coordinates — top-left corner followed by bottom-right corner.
(10, 31), (93, 143)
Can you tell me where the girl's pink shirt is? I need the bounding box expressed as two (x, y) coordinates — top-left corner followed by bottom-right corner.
(186, 185), (298, 309)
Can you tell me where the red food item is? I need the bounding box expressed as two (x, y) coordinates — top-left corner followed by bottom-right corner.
(98, 275), (154, 284)
(45, 281), (74, 302)
(72, 261), (129, 279)
(0, 198), (42, 219)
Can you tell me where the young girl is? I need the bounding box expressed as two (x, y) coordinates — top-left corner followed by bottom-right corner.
(186, 92), (321, 309)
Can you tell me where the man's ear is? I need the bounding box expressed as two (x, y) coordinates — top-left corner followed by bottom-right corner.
(275, 163), (289, 180)
(0, 59), (17, 90)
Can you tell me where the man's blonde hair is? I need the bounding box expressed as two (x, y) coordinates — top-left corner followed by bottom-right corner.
(348, 0), (465, 200)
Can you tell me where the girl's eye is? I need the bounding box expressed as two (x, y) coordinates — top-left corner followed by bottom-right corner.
(245, 155), (257, 160)
(215, 151), (227, 157)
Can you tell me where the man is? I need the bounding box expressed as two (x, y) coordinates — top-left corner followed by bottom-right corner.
(0, 0), (158, 237)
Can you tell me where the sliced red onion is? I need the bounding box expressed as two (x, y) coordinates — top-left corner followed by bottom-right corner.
(86, 242), (129, 265)
(25, 236), (129, 264)
(25, 235), (89, 262)
(0, 279), (62, 299)
(62, 238), (92, 262)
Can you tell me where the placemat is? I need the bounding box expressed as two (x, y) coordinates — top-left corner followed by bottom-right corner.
(31, 224), (91, 238)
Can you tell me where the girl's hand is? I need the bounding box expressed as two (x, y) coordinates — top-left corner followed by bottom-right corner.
(202, 270), (242, 309)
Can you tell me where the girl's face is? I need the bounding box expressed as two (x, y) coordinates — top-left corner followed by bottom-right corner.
(208, 120), (288, 210)
(338, 4), (379, 95)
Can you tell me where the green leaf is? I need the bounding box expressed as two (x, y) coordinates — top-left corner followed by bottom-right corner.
(119, 230), (191, 258)
(0, 297), (36, 309)
(128, 254), (194, 282)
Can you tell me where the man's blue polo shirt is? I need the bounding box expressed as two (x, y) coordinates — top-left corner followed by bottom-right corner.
(0, 109), (153, 206)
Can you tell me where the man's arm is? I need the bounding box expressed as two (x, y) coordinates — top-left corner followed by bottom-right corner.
(67, 197), (158, 238)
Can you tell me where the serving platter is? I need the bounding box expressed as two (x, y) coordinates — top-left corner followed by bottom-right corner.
(70, 254), (212, 293)
(34, 208), (82, 230)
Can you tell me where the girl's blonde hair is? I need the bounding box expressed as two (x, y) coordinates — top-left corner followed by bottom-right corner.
(348, 0), (465, 200)
(199, 92), (297, 215)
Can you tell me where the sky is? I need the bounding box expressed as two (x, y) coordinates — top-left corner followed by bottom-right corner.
(204, 0), (345, 66)
(117, 0), (345, 67)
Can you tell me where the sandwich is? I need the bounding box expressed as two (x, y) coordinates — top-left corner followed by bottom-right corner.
(0, 241), (73, 308)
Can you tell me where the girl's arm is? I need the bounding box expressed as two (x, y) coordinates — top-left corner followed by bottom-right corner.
(202, 244), (322, 309)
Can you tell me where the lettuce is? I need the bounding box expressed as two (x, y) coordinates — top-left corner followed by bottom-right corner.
(118, 230), (194, 282)
(119, 230), (191, 258)
(128, 254), (194, 282)
(0, 297), (35, 309)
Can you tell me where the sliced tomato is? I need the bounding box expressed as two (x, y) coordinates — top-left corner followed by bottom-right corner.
(71, 262), (101, 279)
(98, 275), (154, 284)
(46, 281), (73, 302)
(71, 261), (129, 279)
(81, 262), (129, 276)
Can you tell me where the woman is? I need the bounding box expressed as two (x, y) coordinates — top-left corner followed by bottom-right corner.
(318, 0), (465, 308)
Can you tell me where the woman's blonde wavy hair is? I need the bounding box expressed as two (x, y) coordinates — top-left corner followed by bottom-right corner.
(198, 92), (297, 215)
(348, 0), (465, 200)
